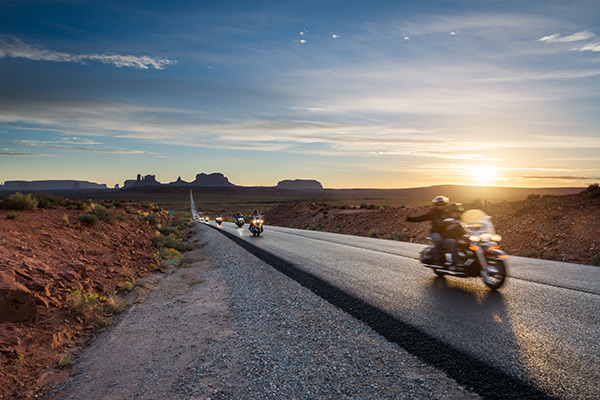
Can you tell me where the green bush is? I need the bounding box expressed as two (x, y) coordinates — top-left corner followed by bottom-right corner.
(152, 234), (192, 253)
(6, 211), (19, 219)
(139, 213), (159, 227)
(78, 213), (99, 226)
(542, 251), (558, 261)
(36, 194), (64, 208)
(91, 205), (116, 223)
(367, 228), (380, 238)
(159, 226), (181, 238)
(2, 192), (38, 210)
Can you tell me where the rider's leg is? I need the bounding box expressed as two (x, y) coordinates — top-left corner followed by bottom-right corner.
(444, 238), (458, 265)
(430, 233), (443, 264)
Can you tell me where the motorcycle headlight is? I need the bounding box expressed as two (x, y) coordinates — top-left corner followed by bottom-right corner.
(491, 234), (502, 242)
(259, 219), (263, 224)
(469, 235), (481, 242)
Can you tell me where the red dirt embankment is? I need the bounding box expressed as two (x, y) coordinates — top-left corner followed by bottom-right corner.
(266, 191), (600, 266)
(0, 203), (167, 399)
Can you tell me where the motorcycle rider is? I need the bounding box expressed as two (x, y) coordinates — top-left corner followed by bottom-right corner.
(406, 196), (449, 265)
(441, 202), (466, 269)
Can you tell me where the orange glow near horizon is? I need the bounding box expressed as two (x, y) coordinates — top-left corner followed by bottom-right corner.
(472, 166), (501, 185)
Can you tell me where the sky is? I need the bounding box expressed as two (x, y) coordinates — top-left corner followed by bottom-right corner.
(1, 0), (599, 189)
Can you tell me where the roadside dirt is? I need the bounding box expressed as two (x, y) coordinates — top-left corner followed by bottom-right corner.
(266, 190), (600, 266)
(50, 246), (235, 399)
(0, 203), (167, 399)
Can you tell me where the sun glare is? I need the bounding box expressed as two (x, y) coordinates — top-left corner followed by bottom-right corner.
(473, 166), (499, 184)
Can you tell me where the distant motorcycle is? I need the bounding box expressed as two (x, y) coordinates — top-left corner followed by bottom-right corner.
(215, 216), (223, 226)
(234, 213), (245, 228)
(249, 216), (264, 237)
(420, 209), (508, 290)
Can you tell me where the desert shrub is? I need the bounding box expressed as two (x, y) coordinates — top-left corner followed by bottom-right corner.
(385, 232), (409, 241)
(6, 211), (19, 219)
(2, 192), (38, 210)
(152, 233), (192, 252)
(36, 194), (64, 208)
(527, 194), (541, 200)
(118, 280), (134, 292)
(139, 213), (159, 227)
(542, 251), (558, 261)
(153, 247), (184, 270)
(151, 234), (167, 248)
(78, 213), (99, 227)
(522, 249), (540, 258)
(68, 290), (128, 325)
(367, 228), (380, 238)
(586, 183), (599, 192)
(91, 205), (116, 223)
(159, 226), (181, 238)
(310, 224), (322, 231)
(592, 254), (600, 267)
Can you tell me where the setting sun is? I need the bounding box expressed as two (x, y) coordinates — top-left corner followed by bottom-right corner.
(473, 166), (499, 184)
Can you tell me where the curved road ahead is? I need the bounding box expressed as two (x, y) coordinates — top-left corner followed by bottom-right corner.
(205, 220), (599, 400)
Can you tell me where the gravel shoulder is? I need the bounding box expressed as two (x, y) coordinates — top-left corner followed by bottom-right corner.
(52, 224), (480, 399)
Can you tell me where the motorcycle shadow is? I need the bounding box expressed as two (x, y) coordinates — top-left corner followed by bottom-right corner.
(421, 276), (510, 335)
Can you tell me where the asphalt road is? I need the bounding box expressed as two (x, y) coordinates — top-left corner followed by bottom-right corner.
(206, 220), (599, 400)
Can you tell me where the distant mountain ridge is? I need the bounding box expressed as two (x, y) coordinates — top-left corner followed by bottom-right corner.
(276, 179), (323, 190)
(0, 180), (108, 191)
(122, 173), (234, 189)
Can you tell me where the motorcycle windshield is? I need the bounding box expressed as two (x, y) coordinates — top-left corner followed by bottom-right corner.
(460, 209), (496, 234)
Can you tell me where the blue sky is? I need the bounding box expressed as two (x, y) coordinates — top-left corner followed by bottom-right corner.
(1, 0), (599, 188)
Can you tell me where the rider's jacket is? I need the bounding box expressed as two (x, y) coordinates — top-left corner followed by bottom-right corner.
(440, 217), (466, 240)
(407, 208), (447, 234)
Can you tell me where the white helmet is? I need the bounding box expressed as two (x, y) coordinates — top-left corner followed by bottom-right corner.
(431, 196), (449, 207)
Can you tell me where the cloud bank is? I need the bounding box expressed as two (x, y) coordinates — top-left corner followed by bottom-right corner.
(0, 36), (176, 70)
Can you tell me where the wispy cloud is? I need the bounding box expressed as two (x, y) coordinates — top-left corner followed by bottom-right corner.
(16, 139), (145, 154)
(538, 30), (595, 43)
(0, 151), (54, 157)
(521, 175), (599, 180)
(576, 42), (600, 52)
(0, 36), (176, 70)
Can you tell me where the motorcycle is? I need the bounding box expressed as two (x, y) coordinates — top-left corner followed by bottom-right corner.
(420, 209), (508, 290)
(249, 216), (264, 237)
(215, 216), (223, 225)
(234, 214), (245, 228)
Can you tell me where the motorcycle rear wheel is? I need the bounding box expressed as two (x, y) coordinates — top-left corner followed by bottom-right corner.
(481, 259), (506, 290)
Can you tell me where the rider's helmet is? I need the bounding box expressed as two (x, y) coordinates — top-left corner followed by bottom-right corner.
(431, 196), (449, 208)
(447, 202), (464, 214)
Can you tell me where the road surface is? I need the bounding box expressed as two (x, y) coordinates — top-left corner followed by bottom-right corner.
(207, 220), (600, 400)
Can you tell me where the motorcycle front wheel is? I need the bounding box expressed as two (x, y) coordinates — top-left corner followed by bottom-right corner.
(481, 259), (506, 290)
